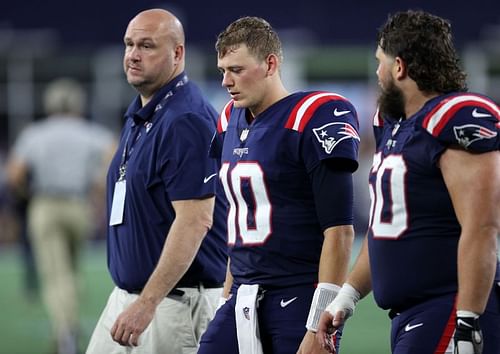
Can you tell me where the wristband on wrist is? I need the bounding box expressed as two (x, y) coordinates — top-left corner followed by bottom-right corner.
(454, 311), (483, 353)
(456, 310), (479, 318)
(306, 282), (341, 332)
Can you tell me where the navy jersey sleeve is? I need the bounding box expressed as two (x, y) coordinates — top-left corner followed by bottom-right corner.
(301, 98), (360, 173)
(309, 163), (354, 230)
(160, 112), (218, 200)
(209, 130), (224, 159)
(421, 94), (500, 153)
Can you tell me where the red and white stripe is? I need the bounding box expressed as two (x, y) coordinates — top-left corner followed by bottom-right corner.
(433, 302), (456, 354)
(285, 92), (347, 132)
(217, 100), (234, 133)
(423, 94), (500, 137)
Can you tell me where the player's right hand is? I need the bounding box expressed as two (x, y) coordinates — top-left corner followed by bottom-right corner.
(454, 315), (483, 354)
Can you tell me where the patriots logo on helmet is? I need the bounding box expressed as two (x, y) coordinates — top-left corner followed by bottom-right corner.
(453, 124), (497, 148)
(312, 122), (360, 154)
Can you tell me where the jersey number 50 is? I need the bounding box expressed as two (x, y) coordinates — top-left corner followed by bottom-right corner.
(220, 162), (272, 245)
(369, 153), (408, 239)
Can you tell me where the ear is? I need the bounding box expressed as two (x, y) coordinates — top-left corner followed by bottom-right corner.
(174, 44), (184, 62)
(393, 56), (407, 80)
(265, 53), (280, 76)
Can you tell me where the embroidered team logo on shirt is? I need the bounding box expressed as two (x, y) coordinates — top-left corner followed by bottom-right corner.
(312, 122), (360, 154)
(453, 124), (497, 148)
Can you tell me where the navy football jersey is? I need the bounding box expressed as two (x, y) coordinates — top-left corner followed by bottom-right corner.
(367, 92), (500, 311)
(213, 91), (360, 288)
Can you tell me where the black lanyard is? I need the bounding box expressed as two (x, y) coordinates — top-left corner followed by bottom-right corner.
(118, 127), (142, 181)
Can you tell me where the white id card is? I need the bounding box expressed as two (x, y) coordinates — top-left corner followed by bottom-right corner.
(109, 180), (126, 226)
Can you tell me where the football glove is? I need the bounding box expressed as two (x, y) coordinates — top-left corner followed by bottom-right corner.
(454, 313), (483, 354)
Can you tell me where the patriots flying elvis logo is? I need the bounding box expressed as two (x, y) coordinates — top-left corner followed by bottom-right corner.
(312, 122), (360, 154)
(453, 124), (497, 148)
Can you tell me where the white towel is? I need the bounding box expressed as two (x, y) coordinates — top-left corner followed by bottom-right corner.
(235, 284), (264, 354)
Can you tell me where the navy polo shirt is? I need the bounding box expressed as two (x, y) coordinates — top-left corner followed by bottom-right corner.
(106, 73), (227, 292)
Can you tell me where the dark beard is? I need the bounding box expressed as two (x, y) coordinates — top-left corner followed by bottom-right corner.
(377, 80), (406, 120)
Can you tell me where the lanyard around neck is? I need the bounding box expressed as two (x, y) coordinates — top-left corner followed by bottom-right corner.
(117, 74), (189, 181)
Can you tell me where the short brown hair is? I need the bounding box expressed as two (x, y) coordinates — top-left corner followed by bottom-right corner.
(216, 16), (283, 62)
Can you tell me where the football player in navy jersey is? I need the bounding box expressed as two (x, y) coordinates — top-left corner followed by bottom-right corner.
(198, 17), (360, 354)
(317, 10), (500, 354)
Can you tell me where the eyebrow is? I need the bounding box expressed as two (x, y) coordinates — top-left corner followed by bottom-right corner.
(218, 64), (243, 71)
(124, 36), (154, 43)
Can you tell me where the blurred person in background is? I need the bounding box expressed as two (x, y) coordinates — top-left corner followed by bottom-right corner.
(5, 77), (116, 354)
(198, 16), (359, 354)
(317, 10), (500, 354)
(0, 147), (38, 300)
(85, 8), (227, 354)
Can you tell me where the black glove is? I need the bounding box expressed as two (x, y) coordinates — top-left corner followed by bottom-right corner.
(454, 316), (483, 354)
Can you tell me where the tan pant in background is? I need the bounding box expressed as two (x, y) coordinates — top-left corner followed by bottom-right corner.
(28, 196), (91, 342)
(86, 286), (222, 354)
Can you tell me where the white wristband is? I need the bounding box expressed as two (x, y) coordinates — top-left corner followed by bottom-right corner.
(306, 282), (341, 332)
(456, 310), (479, 318)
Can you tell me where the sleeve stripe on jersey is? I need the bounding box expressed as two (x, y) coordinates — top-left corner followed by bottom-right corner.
(373, 107), (383, 127)
(422, 94), (500, 136)
(217, 100), (234, 133)
(285, 92), (347, 132)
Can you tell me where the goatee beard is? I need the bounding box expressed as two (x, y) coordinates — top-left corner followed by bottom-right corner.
(377, 81), (406, 120)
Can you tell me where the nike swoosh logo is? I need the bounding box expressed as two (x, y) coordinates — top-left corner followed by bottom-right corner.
(472, 108), (492, 118)
(404, 322), (423, 332)
(333, 108), (351, 117)
(203, 173), (217, 183)
(280, 297), (298, 308)
(457, 319), (474, 328)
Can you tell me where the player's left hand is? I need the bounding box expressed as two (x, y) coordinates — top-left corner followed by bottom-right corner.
(110, 298), (156, 346)
(454, 316), (483, 354)
(297, 330), (331, 354)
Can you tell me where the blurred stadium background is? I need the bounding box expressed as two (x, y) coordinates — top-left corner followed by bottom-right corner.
(0, 0), (499, 353)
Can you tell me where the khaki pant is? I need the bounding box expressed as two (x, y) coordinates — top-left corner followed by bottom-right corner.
(86, 286), (222, 354)
(28, 196), (91, 340)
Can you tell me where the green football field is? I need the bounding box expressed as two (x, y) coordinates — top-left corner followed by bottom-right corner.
(0, 240), (392, 354)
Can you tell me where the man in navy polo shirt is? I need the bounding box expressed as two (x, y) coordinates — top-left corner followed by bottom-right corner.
(86, 8), (227, 354)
